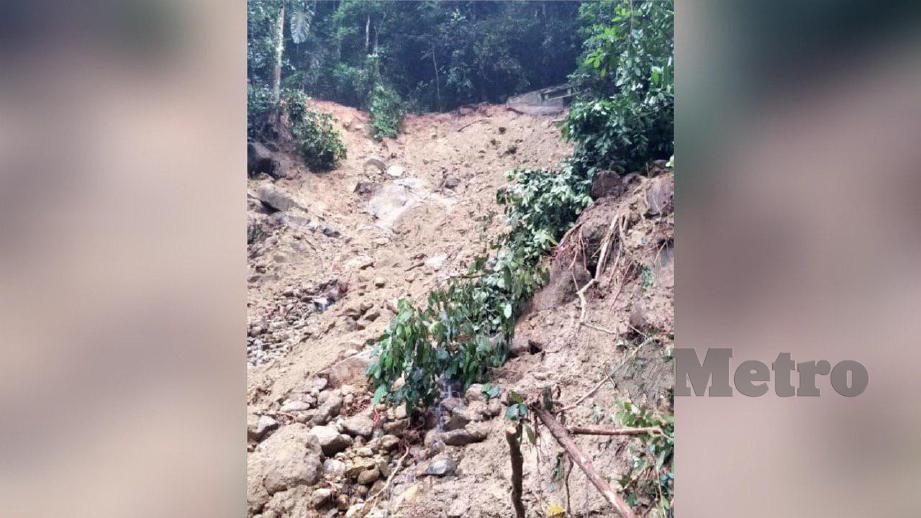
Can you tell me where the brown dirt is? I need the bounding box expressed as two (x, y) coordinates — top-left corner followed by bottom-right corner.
(246, 99), (673, 517)
(398, 172), (674, 518)
(247, 101), (571, 405)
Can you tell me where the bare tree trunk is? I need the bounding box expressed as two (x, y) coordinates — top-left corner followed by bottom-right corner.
(365, 14), (370, 54)
(272, 2), (286, 128)
(431, 43), (441, 110)
(535, 408), (637, 518)
(505, 425), (525, 518)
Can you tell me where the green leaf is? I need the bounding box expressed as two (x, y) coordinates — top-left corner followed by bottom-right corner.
(372, 385), (388, 405)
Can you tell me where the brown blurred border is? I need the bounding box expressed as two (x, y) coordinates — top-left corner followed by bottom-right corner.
(676, 2), (921, 516)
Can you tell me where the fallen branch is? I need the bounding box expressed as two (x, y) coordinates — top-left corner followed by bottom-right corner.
(457, 119), (487, 132)
(506, 424), (526, 518)
(568, 425), (664, 437)
(534, 407), (637, 518)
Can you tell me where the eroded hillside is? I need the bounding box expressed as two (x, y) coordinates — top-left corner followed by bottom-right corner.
(246, 101), (673, 517)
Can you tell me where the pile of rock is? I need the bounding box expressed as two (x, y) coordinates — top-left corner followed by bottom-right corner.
(247, 377), (505, 517)
(248, 280), (347, 365)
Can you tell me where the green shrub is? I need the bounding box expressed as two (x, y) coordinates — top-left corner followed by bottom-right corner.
(247, 84), (274, 139)
(368, 84), (404, 140)
(564, 0), (674, 174)
(284, 90), (347, 171)
(367, 163), (592, 411)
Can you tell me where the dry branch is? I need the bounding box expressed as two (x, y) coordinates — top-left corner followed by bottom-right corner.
(506, 425), (526, 518)
(568, 425), (664, 437)
(534, 408), (637, 518)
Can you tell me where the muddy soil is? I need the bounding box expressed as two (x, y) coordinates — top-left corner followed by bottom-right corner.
(246, 100), (672, 517)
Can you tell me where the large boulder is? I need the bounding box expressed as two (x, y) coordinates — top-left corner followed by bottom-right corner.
(248, 141), (293, 179)
(254, 184), (303, 213)
(249, 424), (323, 496)
(340, 413), (374, 439)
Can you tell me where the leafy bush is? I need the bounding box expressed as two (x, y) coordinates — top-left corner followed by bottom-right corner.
(247, 84), (274, 139)
(616, 400), (674, 516)
(367, 163), (592, 410)
(368, 84), (404, 140)
(564, 0), (674, 174)
(284, 90), (347, 171)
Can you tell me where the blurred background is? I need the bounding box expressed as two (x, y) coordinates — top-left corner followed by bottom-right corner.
(0, 1), (245, 516)
(678, 1), (921, 516)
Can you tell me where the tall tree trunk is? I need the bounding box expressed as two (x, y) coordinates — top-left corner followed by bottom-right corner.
(272, 2), (286, 129)
(365, 14), (371, 54)
(431, 43), (441, 110)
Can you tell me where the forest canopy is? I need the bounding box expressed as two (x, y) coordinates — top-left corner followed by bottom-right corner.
(247, 0), (582, 113)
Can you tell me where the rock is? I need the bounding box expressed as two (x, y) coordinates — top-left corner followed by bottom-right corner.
(448, 500), (469, 517)
(354, 181), (382, 197)
(346, 458), (378, 478)
(424, 254), (447, 271)
(377, 459), (392, 478)
(368, 183), (415, 229)
(311, 394), (342, 425)
(248, 141), (292, 179)
(487, 398), (503, 417)
(444, 408), (471, 431)
(252, 424), (323, 494)
(645, 174), (674, 215)
(255, 184), (302, 212)
(509, 333), (543, 357)
(307, 376), (328, 393)
(373, 277), (386, 288)
(323, 458), (346, 477)
(383, 418), (409, 434)
(379, 434), (400, 452)
(280, 400), (311, 412)
(357, 467), (381, 485)
(345, 255), (374, 270)
(498, 126), (507, 134)
(465, 384), (485, 402)
(345, 504), (364, 518)
(312, 488), (333, 508)
(341, 414), (374, 438)
(364, 157), (387, 173)
(385, 165), (405, 178)
(392, 484), (419, 513)
(466, 400), (489, 420)
(443, 175), (461, 189)
(591, 170), (626, 199)
(505, 144), (518, 155)
(355, 446), (374, 457)
(423, 456), (457, 477)
(327, 353), (371, 389)
(310, 425), (353, 456)
(248, 414), (279, 441)
(441, 426), (487, 446)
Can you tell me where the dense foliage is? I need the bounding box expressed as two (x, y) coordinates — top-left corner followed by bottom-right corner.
(247, 0), (582, 137)
(564, 0), (674, 174)
(284, 90), (347, 171)
(617, 400), (674, 516)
